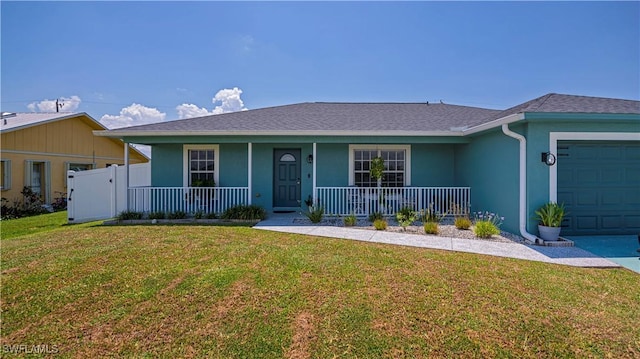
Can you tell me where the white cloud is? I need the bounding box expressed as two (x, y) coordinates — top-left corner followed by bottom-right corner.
(27, 95), (82, 112)
(176, 103), (212, 119)
(100, 103), (166, 129)
(212, 87), (248, 114)
(175, 87), (248, 119)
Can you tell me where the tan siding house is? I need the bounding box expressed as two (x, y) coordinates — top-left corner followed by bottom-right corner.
(1, 112), (148, 204)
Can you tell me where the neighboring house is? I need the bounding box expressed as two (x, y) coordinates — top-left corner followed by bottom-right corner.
(1, 112), (148, 205)
(95, 93), (639, 237)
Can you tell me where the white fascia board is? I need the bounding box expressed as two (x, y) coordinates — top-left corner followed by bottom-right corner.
(93, 130), (465, 138)
(462, 113), (525, 135)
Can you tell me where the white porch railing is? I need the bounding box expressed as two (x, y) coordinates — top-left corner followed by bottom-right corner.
(128, 187), (249, 214)
(315, 187), (470, 216)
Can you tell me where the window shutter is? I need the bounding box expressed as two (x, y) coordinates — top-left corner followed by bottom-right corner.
(24, 160), (33, 188)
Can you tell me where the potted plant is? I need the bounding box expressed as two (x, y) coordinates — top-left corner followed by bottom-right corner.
(534, 202), (565, 241)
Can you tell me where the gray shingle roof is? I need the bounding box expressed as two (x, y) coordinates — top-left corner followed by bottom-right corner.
(104, 102), (500, 134)
(97, 93), (640, 137)
(481, 93), (640, 123)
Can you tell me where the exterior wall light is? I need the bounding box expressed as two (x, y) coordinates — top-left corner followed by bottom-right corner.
(541, 152), (556, 166)
(307, 154), (313, 164)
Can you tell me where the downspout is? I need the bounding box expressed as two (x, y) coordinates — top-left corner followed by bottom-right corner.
(501, 124), (538, 243)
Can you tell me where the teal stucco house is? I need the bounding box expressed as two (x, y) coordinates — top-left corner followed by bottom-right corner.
(96, 93), (640, 238)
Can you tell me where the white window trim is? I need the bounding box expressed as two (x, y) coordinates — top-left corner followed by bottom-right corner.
(1, 159), (11, 191)
(348, 144), (411, 186)
(24, 160), (52, 203)
(549, 132), (640, 202)
(183, 144), (220, 187)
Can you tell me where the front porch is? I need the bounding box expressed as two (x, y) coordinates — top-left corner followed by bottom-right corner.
(126, 186), (470, 217)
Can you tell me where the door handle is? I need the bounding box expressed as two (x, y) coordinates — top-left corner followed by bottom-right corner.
(297, 178), (301, 185)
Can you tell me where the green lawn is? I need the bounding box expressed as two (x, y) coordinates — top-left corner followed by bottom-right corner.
(1, 215), (639, 358)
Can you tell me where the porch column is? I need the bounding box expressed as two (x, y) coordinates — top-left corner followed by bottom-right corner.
(124, 142), (130, 211)
(312, 142), (317, 204)
(247, 142), (252, 205)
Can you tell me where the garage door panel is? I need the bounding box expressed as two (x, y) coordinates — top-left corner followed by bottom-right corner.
(624, 215), (640, 230)
(625, 146), (640, 159)
(575, 216), (598, 231)
(576, 191), (598, 206)
(557, 191), (573, 206)
(601, 146), (622, 159)
(601, 190), (623, 206)
(627, 168), (640, 183)
(558, 141), (639, 235)
(601, 168), (623, 183)
(601, 215), (624, 229)
(576, 169), (598, 184)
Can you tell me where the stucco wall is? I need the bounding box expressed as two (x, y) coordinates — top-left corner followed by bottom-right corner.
(455, 127), (521, 234)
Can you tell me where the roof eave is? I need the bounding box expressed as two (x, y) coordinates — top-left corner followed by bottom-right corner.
(94, 130), (466, 138)
(462, 113), (525, 135)
(1, 112), (106, 133)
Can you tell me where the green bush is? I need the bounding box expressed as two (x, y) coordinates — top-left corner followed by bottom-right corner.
(168, 211), (187, 219)
(118, 210), (143, 220)
(205, 212), (218, 219)
(420, 204), (445, 224)
(368, 212), (384, 222)
(221, 205), (266, 220)
(148, 211), (166, 220)
(343, 213), (357, 226)
(474, 221), (500, 238)
(304, 205), (324, 223)
(396, 208), (417, 230)
(373, 219), (387, 230)
(472, 211), (503, 238)
(424, 221), (439, 235)
(454, 217), (472, 230)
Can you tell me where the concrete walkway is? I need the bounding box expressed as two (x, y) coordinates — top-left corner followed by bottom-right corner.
(254, 214), (621, 269)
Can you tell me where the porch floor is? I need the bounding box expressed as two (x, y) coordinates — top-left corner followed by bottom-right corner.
(255, 212), (621, 269)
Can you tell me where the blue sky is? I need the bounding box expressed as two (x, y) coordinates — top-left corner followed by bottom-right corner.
(2, 1), (639, 128)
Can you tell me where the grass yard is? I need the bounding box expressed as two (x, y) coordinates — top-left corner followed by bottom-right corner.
(1, 215), (639, 358)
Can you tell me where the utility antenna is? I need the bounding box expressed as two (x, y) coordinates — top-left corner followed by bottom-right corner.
(56, 99), (64, 112)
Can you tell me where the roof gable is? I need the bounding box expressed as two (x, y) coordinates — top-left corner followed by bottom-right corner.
(0, 112), (108, 133)
(483, 93), (640, 123)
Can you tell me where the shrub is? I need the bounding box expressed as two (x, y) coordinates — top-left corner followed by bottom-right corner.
(474, 221), (500, 238)
(424, 221), (439, 235)
(420, 204), (445, 224)
(373, 219), (387, 230)
(454, 217), (472, 230)
(118, 210), (143, 220)
(221, 205), (266, 220)
(205, 212), (218, 219)
(193, 210), (204, 219)
(368, 212), (384, 222)
(304, 205), (324, 223)
(473, 211), (503, 238)
(396, 208), (417, 231)
(343, 213), (357, 226)
(168, 211), (187, 219)
(148, 211), (166, 220)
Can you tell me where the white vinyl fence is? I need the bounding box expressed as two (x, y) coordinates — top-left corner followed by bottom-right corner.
(67, 163), (150, 223)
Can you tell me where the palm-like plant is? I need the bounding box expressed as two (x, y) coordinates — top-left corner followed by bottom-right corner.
(534, 202), (565, 227)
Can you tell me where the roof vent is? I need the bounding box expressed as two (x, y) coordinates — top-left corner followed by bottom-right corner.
(1, 112), (16, 125)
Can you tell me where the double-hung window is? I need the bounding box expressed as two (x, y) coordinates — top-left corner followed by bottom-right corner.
(349, 145), (411, 187)
(183, 145), (219, 187)
(0, 159), (11, 191)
